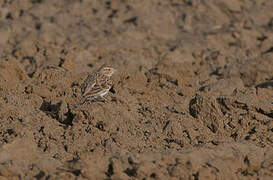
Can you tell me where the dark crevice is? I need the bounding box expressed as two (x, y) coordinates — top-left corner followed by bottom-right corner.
(150, 173), (156, 178)
(244, 156), (250, 166)
(7, 128), (15, 135)
(87, 63), (93, 68)
(164, 138), (184, 147)
(64, 145), (68, 152)
(58, 57), (65, 67)
(105, 1), (111, 9)
(34, 171), (45, 180)
(96, 121), (105, 131)
(106, 160), (114, 179)
(205, 162), (219, 172)
(40, 101), (75, 126)
(124, 16), (138, 26)
(70, 169), (81, 176)
(216, 97), (230, 115)
(207, 123), (217, 133)
(67, 157), (80, 164)
(256, 81), (273, 88)
(257, 35), (267, 42)
(31, 0), (43, 4)
(169, 45), (177, 51)
(193, 171), (199, 180)
(209, 67), (222, 76)
(189, 97), (198, 118)
(35, 23), (41, 30)
(62, 107), (75, 126)
(108, 9), (118, 18)
(198, 85), (207, 92)
(262, 46), (273, 54)
(162, 120), (170, 132)
(40, 100), (62, 120)
(256, 108), (273, 118)
(124, 167), (137, 177)
(19, 9), (24, 17)
(6, 12), (13, 19)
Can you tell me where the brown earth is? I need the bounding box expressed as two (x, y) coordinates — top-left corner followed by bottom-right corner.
(0, 0), (272, 179)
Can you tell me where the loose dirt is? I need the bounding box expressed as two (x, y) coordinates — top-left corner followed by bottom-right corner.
(0, 0), (272, 179)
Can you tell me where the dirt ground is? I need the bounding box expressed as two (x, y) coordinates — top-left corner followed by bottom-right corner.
(0, 0), (272, 179)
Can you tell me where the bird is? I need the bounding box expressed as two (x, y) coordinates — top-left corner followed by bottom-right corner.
(79, 66), (116, 104)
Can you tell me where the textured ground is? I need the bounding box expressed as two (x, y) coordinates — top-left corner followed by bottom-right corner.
(0, 0), (272, 179)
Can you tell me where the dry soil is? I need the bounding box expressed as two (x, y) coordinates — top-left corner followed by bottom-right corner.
(0, 0), (272, 179)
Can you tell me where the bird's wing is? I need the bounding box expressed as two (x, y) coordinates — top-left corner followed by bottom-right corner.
(81, 72), (97, 96)
(83, 81), (111, 98)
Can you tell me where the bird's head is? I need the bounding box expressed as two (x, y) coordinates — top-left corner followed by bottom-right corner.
(100, 67), (116, 77)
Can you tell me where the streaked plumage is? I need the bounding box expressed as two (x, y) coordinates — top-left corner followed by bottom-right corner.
(80, 67), (116, 103)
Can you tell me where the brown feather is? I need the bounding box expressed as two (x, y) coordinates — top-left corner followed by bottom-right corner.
(79, 67), (116, 103)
